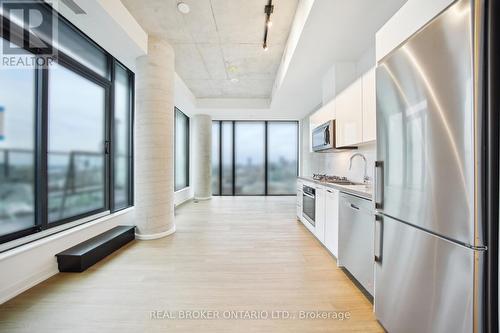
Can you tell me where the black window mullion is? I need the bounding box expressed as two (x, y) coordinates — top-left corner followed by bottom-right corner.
(56, 53), (110, 88)
(186, 116), (190, 188)
(129, 71), (135, 207)
(35, 66), (49, 230)
(232, 121), (236, 196)
(105, 85), (111, 213)
(218, 121), (222, 196)
(109, 60), (116, 212)
(264, 121), (269, 196)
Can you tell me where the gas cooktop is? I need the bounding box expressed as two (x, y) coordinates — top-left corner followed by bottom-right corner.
(312, 174), (356, 185)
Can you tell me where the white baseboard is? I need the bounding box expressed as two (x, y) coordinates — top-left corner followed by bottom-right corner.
(0, 266), (58, 305)
(135, 225), (176, 240)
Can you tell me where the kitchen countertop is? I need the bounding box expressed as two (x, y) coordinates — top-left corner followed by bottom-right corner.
(298, 177), (373, 200)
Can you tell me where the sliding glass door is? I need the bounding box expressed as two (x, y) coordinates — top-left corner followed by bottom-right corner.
(47, 64), (107, 223)
(212, 121), (298, 196)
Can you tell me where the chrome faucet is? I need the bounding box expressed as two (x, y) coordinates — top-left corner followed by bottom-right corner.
(349, 153), (370, 184)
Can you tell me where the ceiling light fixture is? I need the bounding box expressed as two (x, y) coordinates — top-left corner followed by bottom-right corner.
(263, 0), (274, 51)
(177, 2), (190, 14)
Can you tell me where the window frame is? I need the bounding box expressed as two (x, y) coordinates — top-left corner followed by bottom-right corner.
(211, 121), (220, 196)
(0, 4), (135, 245)
(174, 107), (190, 192)
(111, 61), (135, 212)
(212, 120), (299, 196)
(45, 55), (111, 229)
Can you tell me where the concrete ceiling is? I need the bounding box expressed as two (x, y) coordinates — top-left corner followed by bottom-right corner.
(121, 0), (298, 99)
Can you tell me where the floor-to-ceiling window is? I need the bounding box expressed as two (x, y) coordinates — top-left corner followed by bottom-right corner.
(221, 121), (234, 195)
(212, 121), (298, 196)
(235, 122), (265, 195)
(0, 3), (134, 244)
(267, 122), (299, 195)
(174, 108), (189, 191)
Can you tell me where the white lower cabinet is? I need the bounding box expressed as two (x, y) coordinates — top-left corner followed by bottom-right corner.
(324, 189), (340, 258)
(296, 180), (338, 254)
(314, 186), (326, 243)
(296, 181), (303, 219)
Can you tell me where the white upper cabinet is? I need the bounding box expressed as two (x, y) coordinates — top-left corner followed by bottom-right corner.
(362, 68), (376, 142)
(334, 68), (376, 147)
(335, 78), (363, 147)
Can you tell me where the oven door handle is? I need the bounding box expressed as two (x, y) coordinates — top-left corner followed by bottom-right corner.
(303, 192), (315, 199)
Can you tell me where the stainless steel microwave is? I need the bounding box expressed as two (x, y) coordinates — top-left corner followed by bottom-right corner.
(312, 120), (356, 152)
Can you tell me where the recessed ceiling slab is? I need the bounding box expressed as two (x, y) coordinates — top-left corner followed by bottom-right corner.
(121, 0), (298, 99)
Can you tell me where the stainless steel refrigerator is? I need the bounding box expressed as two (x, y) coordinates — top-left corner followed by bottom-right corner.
(374, 0), (499, 332)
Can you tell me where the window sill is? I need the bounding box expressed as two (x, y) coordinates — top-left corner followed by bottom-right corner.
(0, 207), (134, 258)
(174, 187), (190, 193)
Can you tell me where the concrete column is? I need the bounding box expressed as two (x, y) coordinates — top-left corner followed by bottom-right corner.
(193, 114), (212, 200)
(134, 36), (175, 239)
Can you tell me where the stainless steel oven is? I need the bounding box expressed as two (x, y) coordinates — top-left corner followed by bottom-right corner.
(302, 185), (315, 226)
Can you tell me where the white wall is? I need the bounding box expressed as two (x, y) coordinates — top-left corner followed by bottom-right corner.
(0, 209), (135, 304)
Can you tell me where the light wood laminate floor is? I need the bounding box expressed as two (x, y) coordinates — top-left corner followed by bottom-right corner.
(0, 197), (382, 332)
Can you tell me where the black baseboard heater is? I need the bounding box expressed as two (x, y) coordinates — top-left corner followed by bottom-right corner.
(55, 225), (136, 272)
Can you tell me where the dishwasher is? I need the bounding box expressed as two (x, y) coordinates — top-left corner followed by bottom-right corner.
(338, 193), (374, 296)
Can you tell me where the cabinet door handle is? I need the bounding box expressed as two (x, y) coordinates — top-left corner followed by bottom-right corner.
(350, 204), (359, 210)
(374, 214), (383, 263)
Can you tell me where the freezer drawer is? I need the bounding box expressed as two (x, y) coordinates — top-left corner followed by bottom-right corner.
(338, 193), (374, 295)
(374, 214), (480, 333)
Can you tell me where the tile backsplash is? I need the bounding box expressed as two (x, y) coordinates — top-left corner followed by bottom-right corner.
(300, 116), (376, 184)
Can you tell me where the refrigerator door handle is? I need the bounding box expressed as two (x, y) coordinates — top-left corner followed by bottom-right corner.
(374, 161), (384, 209)
(374, 214), (383, 263)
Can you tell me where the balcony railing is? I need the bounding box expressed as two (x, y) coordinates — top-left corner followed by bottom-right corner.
(0, 148), (109, 222)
